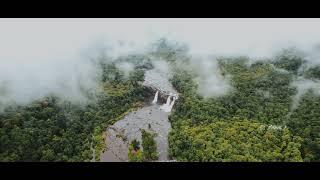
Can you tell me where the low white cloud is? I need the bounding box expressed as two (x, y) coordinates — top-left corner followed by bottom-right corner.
(2, 18), (320, 107)
(290, 77), (320, 110)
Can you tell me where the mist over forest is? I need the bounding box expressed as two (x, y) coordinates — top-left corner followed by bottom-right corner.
(1, 19), (320, 162)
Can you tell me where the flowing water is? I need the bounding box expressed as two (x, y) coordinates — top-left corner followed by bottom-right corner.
(100, 104), (171, 161)
(100, 69), (178, 162)
(152, 91), (159, 104)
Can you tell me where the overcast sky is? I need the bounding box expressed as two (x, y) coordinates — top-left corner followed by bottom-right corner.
(1, 18), (320, 106)
(1, 18), (320, 60)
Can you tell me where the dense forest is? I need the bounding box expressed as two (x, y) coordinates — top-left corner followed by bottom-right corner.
(0, 56), (148, 161)
(167, 45), (320, 162)
(1, 39), (320, 162)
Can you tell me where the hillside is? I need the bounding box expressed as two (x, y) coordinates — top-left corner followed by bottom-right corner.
(1, 39), (320, 162)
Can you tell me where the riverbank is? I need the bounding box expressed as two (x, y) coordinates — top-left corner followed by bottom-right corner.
(100, 104), (172, 162)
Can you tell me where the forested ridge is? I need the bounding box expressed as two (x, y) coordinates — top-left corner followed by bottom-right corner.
(1, 39), (320, 162)
(168, 46), (320, 162)
(0, 57), (148, 161)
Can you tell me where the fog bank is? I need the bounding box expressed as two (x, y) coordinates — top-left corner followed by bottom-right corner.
(2, 18), (320, 108)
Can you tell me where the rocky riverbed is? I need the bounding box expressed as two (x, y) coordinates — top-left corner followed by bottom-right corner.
(100, 104), (172, 162)
(100, 69), (178, 162)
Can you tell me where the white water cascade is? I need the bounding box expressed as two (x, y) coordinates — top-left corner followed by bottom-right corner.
(160, 95), (176, 113)
(169, 97), (176, 110)
(152, 91), (159, 104)
(165, 95), (171, 106)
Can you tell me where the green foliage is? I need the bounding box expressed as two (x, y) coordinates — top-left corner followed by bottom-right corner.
(169, 59), (296, 127)
(304, 65), (320, 80)
(0, 55), (148, 162)
(128, 130), (158, 162)
(128, 139), (143, 162)
(1, 39), (320, 162)
(272, 48), (306, 74)
(141, 129), (158, 161)
(169, 120), (302, 162)
(288, 92), (320, 161)
(150, 38), (189, 63)
(168, 50), (320, 162)
(131, 139), (140, 150)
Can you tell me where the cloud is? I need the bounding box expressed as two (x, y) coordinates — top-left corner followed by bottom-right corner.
(2, 18), (320, 107)
(290, 77), (320, 110)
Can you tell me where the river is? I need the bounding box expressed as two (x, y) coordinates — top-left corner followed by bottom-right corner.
(100, 69), (177, 162)
(100, 104), (171, 162)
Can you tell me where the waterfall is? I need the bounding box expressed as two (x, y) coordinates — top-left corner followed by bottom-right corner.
(160, 95), (173, 112)
(165, 96), (171, 106)
(152, 91), (159, 104)
(169, 97), (176, 110)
